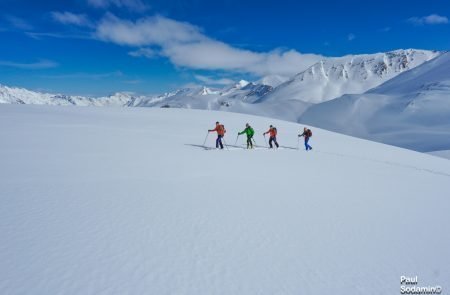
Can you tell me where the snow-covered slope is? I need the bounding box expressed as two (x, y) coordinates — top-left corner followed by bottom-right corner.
(300, 52), (450, 152)
(257, 75), (289, 87)
(1, 104), (449, 294)
(429, 150), (450, 160)
(260, 49), (439, 104)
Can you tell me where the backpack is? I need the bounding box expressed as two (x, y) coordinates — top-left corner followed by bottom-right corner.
(307, 129), (312, 137)
(221, 125), (226, 134)
(248, 127), (255, 136)
(273, 127), (277, 136)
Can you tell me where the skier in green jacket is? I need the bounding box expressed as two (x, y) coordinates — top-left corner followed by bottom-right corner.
(238, 123), (255, 149)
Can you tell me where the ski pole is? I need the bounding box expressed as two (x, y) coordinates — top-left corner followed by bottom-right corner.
(263, 134), (268, 148)
(235, 134), (240, 145)
(297, 136), (300, 150)
(222, 137), (230, 150)
(203, 131), (209, 147)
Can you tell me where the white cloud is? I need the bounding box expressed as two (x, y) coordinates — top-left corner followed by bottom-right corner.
(87, 0), (149, 12)
(95, 14), (324, 77)
(51, 12), (94, 28)
(347, 33), (356, 41)
(4, 15), (33, 30)
(25, 31), (93, 40)
(96, 14), (205, 46)
(128, 48), (159, 58)
(194, 75), (235, 86)
(40, 71), (123, 79)
(408, 14), (449, 25)
(0, 59), (58, 69)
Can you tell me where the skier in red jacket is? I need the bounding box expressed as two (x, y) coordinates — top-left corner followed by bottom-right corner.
(263, 125), (279, 148)
(208, 121), (226, 149)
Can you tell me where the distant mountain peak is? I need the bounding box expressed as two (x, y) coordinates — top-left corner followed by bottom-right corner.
(261, 49), (441, 104)
(237, 80), (250, 88)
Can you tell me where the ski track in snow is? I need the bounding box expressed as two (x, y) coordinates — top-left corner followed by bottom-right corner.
(187, 144), (450, 178)
(314, 150), (450, 178)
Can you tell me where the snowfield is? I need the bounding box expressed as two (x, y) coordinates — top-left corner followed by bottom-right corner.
(1, 105), (449, 294)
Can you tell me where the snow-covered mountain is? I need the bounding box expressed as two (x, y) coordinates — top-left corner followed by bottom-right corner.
(300, 52), (450, 152)
(1, 104), (449, 294)
(0, 80), (273, 109)
(139, 49), (440, 118)
(124, 81), (274, 108)
(259, 49), (440, 104)
(0, 84), (143, 107)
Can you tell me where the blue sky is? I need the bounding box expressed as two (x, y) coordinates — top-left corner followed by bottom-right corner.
(0, 0), (449, 96)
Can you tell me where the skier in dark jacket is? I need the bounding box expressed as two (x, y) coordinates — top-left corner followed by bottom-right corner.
(299, 127), (312, 151)
(238, 123), (255, 149)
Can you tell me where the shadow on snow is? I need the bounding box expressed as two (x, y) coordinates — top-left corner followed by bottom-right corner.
(185, 143), (299, 151)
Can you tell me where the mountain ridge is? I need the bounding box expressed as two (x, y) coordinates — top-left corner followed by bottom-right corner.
(258, 49), (440, 104)
(1, 49), (440, 108)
